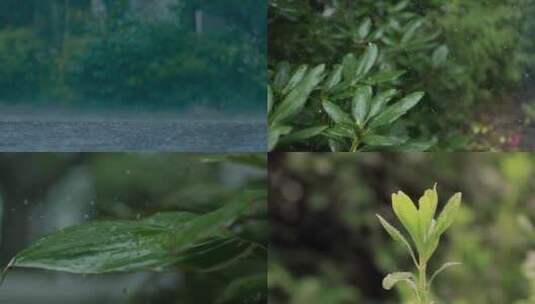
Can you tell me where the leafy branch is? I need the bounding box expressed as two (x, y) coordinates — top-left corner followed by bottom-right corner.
(269, 43), (431, 151)
(376, 184), (462, 304)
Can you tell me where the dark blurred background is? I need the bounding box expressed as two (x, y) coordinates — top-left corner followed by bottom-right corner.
(269, 153), (535, 304)
(0, 153), (266, 304)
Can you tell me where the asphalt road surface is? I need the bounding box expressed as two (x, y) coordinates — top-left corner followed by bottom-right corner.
(0, 120), (265, 151)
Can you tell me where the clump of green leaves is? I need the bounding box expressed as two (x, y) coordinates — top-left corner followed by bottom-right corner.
(376, 185), (462, 304)
(269, 43), (431, 151)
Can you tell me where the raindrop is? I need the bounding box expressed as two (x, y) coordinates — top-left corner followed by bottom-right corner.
(84, 214), (90, 219)
(136, 213), (141, 220)
(23, 199), (28, 206)
(89, 200), (95, 206)
(125, 169), (131, 175)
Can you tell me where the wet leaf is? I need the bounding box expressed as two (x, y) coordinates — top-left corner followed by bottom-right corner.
(365, 70), (405, 85)
(342, 53), (358, 82)
(355, 43), (378, 81)
(323, 100), (353, 125)
(324, 64), (343, 90)
(282, 65), (308, 95)
(368, 89), (398, 120)
(280, 125), (328, 144)
(323, 124), (355, 139)
(8, 194), (262, 275)
(352, 86), (373, 125)
(368, 92), (425, 130)
(270, 64), (325, 124)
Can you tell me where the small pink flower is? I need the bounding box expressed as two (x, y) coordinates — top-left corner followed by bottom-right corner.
(506, 133), (522, 148)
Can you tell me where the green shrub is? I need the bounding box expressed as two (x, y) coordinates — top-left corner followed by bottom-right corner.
(0, 28), (49, 100)
(66, 20), (264, 109)
(269, 0), (534, 149)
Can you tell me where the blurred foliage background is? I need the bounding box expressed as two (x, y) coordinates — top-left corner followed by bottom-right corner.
(0, 153), (266, 304)
(0, 0), (266, 111)
(269, 0), (535, 150)
(269, 152), (534, 304)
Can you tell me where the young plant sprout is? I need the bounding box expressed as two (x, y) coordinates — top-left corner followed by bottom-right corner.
(376, 184), (462, 304)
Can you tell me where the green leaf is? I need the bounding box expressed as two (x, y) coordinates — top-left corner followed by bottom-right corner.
(323, 100), (353, 125)
(323, 124), (355, 139)
(342, 53), (357, 82)
(279, 125), (328, 144)
(385, 138), (436, 151)
(328, 138), (347, 152)
(201, 155), (267, 170)
(435, 192), (462, 237)
(418, 185), (438, 241)
(389, 0), (409, 12)
(370, 28), (383, 40)
(362, 134), (407, 147)
(376, 215), (418, 266)
(325, 64), (343, 90)
(268, 125), (292, 151)
(358, 18), (372, 39)
(267, 85), (274, 114)
(352, 86), (372, 125)
(282, 65), (308, 95)
(401, 19), (424, 44)
(422, 237), (439, 263)
(382, 272), (416, 290)
(217, 273), (267, 304)
(368, 92), (425, 130)
(368, 89), (398, 120)
(8, 195), (260, 275)
(175, 236), (261, 272)
(365, 70), (405, 85)
(355, 43), (378, 81)
(391, 191), (421, 250)
(273, 62), (291, 91)
(270, 64), (325, 124)
(429, 262), (461, 285)
(432, 45), (449, 67)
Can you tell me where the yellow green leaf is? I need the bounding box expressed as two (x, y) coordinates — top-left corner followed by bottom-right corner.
(435, 192), (462, 237)
(391, 191), (421, 249)
(418, 184), (438, 241)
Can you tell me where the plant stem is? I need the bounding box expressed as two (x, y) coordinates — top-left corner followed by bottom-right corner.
(350, 137), (360, 152)
(417, 263), (429, 304)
